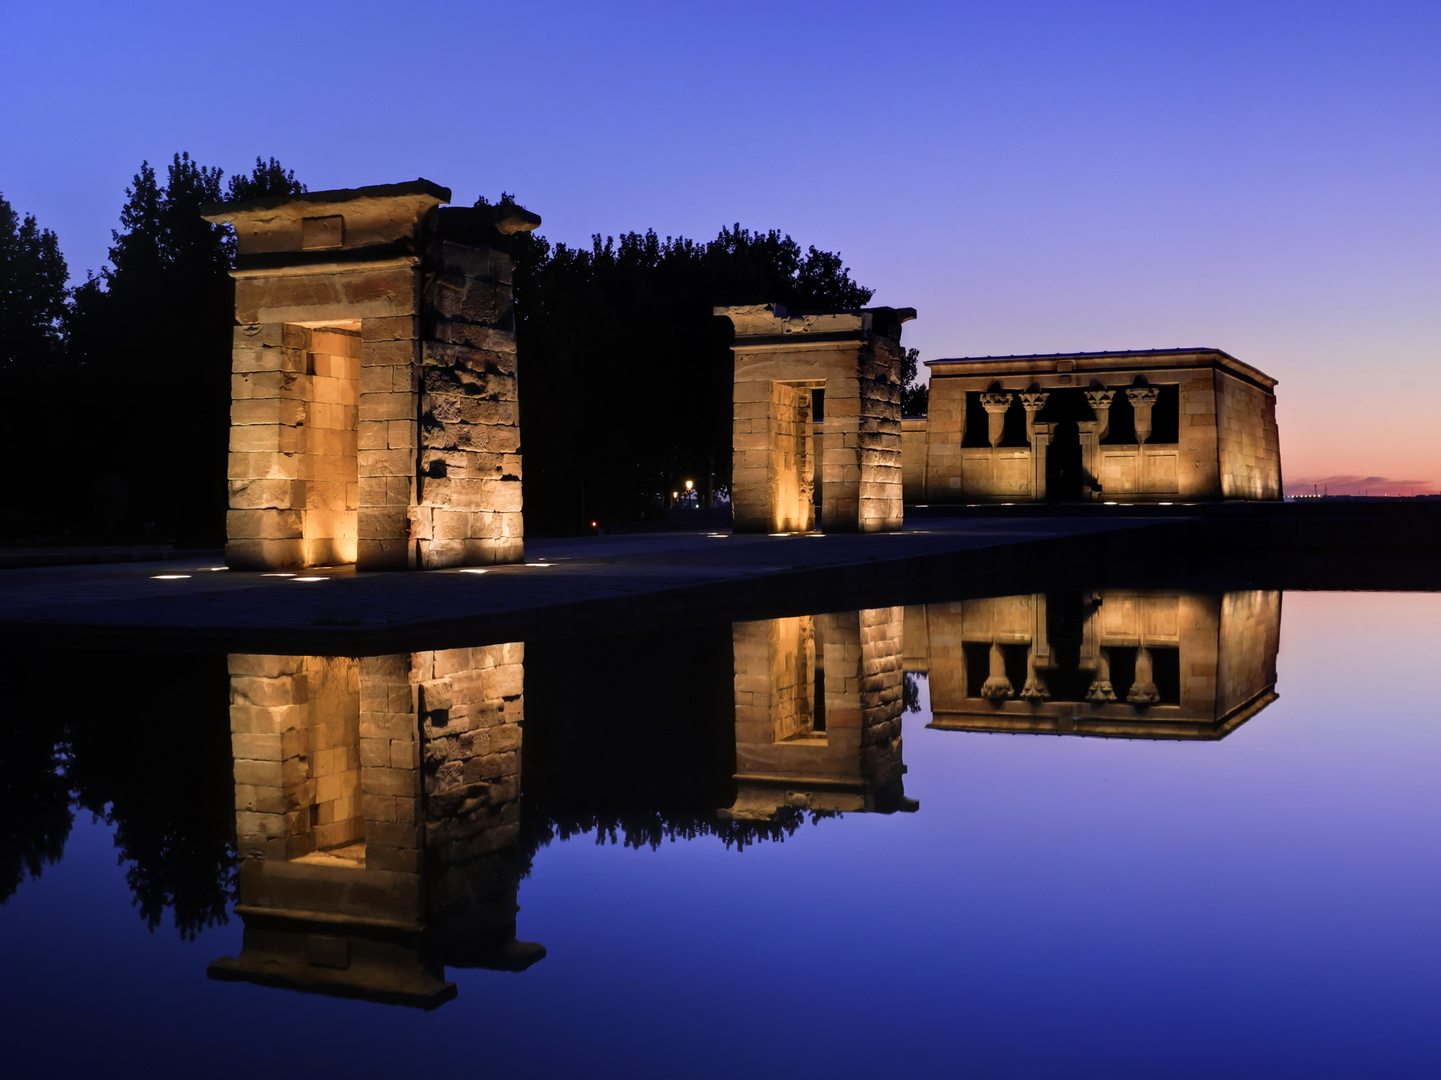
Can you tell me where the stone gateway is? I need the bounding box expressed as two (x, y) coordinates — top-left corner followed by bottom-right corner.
(202, 180), (539, 570)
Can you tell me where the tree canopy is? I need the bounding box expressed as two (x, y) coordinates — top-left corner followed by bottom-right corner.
(512, 217), (879, 533)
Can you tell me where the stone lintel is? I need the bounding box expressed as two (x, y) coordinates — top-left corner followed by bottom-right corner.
(925, 349), (1276, 393)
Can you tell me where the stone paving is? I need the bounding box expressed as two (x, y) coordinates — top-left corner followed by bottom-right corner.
(0, 517), (1164, 653)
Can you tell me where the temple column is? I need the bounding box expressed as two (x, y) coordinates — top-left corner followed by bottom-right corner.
(1083, 389), (1115, 502)
(980, 642), (1013, 701)
(1030, 421), (1054, 501)
(1128, 386), (1159, 445)
(980, 391), (1012, 448)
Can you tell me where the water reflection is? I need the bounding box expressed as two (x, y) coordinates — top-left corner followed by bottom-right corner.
(210, 646), (539, 1008)
(906, 590), (1281, 739)
(0, 590), (1284, 1011)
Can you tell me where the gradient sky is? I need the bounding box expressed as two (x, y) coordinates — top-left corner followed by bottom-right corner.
(2, 1), (1437, 492)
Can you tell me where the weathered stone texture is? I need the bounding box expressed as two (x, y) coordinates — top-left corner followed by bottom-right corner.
(205, 182), (534, 570)
(718, 304), (913, 534)
(726, 607), (909, 820)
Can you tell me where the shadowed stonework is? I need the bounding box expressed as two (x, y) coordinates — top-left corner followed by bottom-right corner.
(907, 349), (1282, 504)
(904, 590), (1281, 739)
(717, 304), (916, 533)
(201, 181), (540, 570)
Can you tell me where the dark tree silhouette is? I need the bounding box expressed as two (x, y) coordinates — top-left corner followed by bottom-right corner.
(0, 193), (69, 369)
(225, 157), (306, 202)
(62, 153), (304, 545)
(510, 215), (875, 534)
(900, 347), (929, 416)
(0, 718), (73, 904)
(0, 194), (72, 539)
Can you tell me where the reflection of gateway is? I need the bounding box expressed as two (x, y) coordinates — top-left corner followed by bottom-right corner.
(209, 646), (542, 1009)
(905, 591), (1280, 740)
(727, 608), (918, 819)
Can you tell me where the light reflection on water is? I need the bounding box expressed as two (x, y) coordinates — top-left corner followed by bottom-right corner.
(2, 591), (1440, 1078)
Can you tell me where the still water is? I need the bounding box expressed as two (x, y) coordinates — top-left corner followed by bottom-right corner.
(2, 590), (1439, 1078)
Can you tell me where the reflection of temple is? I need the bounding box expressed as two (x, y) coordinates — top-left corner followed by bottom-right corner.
(904, 591), (1280, 739)
(209, 645), (541, 1009)
(727, 608), (918, 818)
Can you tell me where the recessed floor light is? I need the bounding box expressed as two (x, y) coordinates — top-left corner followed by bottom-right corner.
(204, 566), (228, 572)
(525, 562), (553, 567)
(261, 573), (296, 578)
(293, 576), (327, 582)
(150, 574), (191, 580)
(458, 568), (488, 574)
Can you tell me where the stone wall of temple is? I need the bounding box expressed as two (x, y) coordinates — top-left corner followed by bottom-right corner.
(911, 349), (1279, 504)
(207, 182), (537, 571)
(1215, 371), (1283, 500)
(414, 228), (525, 567)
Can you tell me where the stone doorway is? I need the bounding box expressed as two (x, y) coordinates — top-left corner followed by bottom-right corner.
(1038, 389), (1090, 501)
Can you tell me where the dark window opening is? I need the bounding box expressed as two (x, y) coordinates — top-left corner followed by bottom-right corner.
(1150, 647), (1181, 704)
(1100, 390), (1138, 444)
(813, 666), (826, 732)
(961, 392), (991, 447)
(1149, 384), (1179, 444)
(811, 389), (824, 422)
(999, 397), (1029, 447)
(962, 641), (1031, 698)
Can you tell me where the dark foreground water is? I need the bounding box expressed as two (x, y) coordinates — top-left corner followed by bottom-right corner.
(2, 590), (1439, 1078)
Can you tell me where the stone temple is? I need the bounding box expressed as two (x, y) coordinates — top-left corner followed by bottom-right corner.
(902, 348), (1282, 504)
(203, 181), (538, 571)
(716, 303), (916, 533)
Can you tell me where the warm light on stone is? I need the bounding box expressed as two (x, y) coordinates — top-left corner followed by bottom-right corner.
(202, 181), (540, 571)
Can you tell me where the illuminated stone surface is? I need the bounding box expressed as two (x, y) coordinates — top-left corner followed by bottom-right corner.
(727, 608), (915, 817)
(716, 304), (916, 533)
(203, 181), (539, 570)
(905, 349), (1282, 503)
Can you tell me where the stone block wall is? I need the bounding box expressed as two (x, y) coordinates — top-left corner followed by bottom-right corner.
(728, 607), (906, 818)
(918, 350), (1275, 504)
(719, 304), (912, 533)
(1215, 371), (1283, 499)
(207, 182), (537, 570)
(414, 232), (525, 568)
(1216, 590), (1282, 717)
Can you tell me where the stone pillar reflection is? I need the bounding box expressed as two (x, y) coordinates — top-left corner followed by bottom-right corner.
(1086, 647), (1117, 703)
(981, 642), (1013, 701)
(728, 608), (915, 817)
(980, 391), (1013, 448)
(1019, 648), (1050, 703)
(1127, 387), (1159, 445)
(1126, 646), (1161, 706)
(211, 644), (541, 1009)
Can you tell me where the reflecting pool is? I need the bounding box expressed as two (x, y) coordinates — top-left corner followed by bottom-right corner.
(2, 590), (1440, 1077)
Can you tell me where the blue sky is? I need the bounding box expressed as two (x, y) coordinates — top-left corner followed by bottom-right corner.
(2, 0), (1437, 489)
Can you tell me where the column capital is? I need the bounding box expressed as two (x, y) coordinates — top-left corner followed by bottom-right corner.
(1084, 389), (1115, 410)
(1020, 391), (1049, 412)
(1126, 386), (1159, 407)
(979, 391), (1013, 414)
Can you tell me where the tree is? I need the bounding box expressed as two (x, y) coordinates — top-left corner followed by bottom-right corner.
(900, 346), (929, 416)
(511, 216), (876, 534)
(0, 195), (71, 539)
(0, 194), (69, 369)
(226, 157), (306, 202)
(63, 153), (304, 544)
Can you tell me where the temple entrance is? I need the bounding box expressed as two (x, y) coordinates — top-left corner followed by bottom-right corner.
(1038, 389), (1088, 501)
